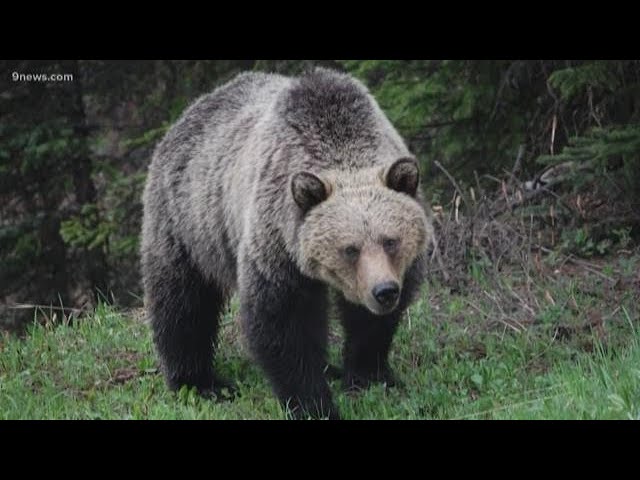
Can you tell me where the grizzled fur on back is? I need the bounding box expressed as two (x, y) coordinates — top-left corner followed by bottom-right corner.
(141, 68), (432, 419)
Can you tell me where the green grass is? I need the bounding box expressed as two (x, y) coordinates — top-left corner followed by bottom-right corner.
(1, 258), (639, 419)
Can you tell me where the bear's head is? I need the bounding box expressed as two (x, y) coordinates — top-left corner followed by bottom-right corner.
(292, 158), (433, 315)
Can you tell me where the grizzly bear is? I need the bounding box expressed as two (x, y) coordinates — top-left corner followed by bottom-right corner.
(141, 68), (434, 419)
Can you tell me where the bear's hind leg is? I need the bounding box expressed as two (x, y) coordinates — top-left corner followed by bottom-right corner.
(143, 249), (230, 398)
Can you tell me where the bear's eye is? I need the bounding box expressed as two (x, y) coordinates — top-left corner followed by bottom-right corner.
(343, 245), (360, 261)
(382, 237), (400, 254)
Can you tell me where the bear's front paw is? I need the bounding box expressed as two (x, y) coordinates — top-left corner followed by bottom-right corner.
(343, 366), (399, 393)
(284, 397), (341, 420)
(198, 377), (238, 402)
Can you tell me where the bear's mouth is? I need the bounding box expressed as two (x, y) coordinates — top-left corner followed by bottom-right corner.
(363, 296), (400, 316)
(316, 263), (400, 315)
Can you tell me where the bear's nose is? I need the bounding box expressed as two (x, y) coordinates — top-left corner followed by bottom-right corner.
(372, 281), (400, 308)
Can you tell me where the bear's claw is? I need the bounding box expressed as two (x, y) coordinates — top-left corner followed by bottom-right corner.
(343, 367), (400, 393)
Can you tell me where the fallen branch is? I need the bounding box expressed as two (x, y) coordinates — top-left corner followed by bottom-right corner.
(434, 160), (470, 207)
(8, 303), (85, 313)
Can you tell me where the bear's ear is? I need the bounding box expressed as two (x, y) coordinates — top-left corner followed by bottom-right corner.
(384, 157), (420, 197)
(291, 171), (331, 213)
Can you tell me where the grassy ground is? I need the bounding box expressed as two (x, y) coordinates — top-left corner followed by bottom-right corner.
(1, 254), (639, 420)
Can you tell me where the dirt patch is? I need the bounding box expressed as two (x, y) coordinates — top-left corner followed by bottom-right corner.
(110, 367), (140, 384)
(101, 349), (158, 386)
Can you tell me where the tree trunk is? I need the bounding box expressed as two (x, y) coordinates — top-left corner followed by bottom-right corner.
(67, 60), (109, 306)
